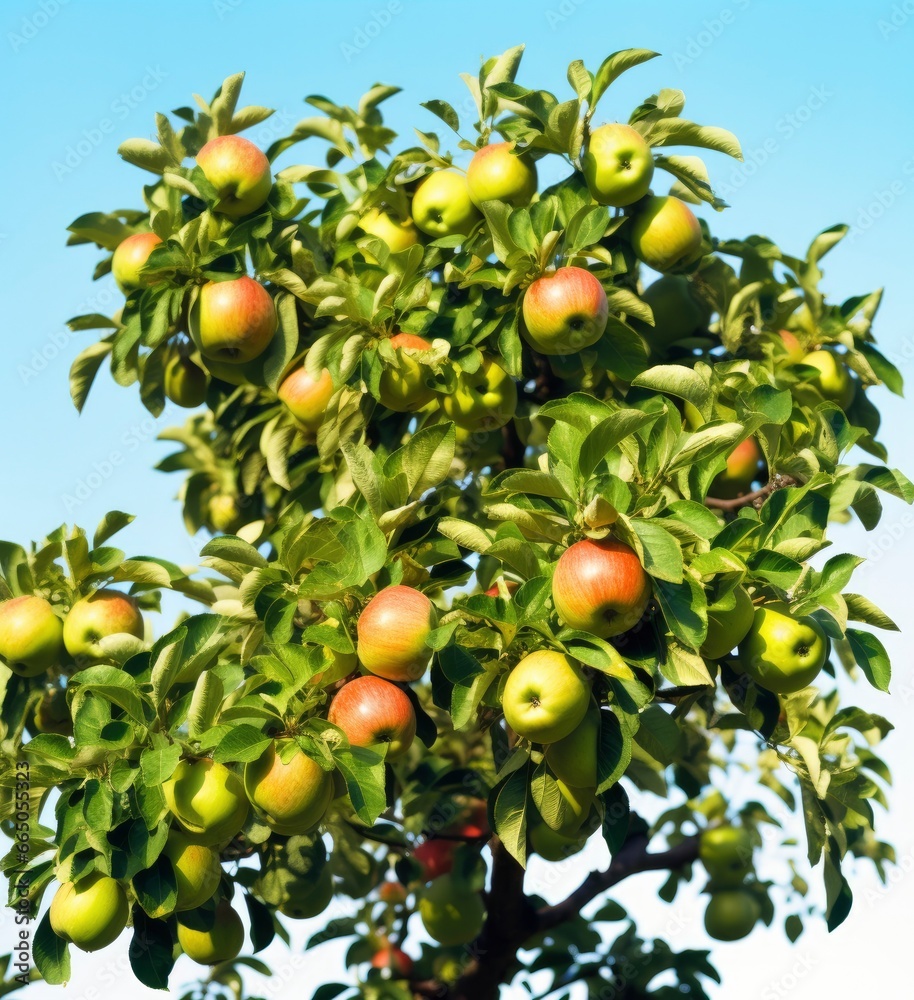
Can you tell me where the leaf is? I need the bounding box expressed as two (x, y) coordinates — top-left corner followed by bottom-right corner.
(627, 519), (683, 583)
(188, 670), (224, 739)
(643, 118), (743, 160)
(213, 725), (273, 764)
(93, 511), (135, 548)
(847, 629), (891, 692)
(69, 666), (150, 723)
(591, 49), (660, 111)
(129, 907), (176, 989)
(493, 765), (529, 867)
(33, 911), (70, 985)
(69, 340), (113, 413)
(633, 705), (681, 764)
(420, 99), (459, 132)
(596, 708), (630, 794)
(334, 748), (386, 826)
(139, 744), (182, 786)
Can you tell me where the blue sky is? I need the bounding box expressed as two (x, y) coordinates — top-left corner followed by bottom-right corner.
(1, 1), (913, 997)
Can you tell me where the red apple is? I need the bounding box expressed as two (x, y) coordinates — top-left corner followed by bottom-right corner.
(371, 944), (414, 977)
(379, 881), (408, 905)
(630, 195), (703, 273)
(111, 232), (162, 292)
(522, 267), (609, 355)
(413, 839), (456, 882)
(356, 586), (437, 682)
(328, 675), (417, 760)
(484, 581), (520, 598)
(196, 135), (272, 217)
(197, 276), (276, 364)
(552, 537), (651, 637)
(278, 367), (334, 430)
(466, 141), (537, 207)
(243, 740), (333, 836)
(63, 590), (144, 663)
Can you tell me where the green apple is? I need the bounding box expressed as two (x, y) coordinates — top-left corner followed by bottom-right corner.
(738, 602), (828, 693)
(359, 207), (422, 256)
(243, 740), (333, 836)
(0, 595), (64, 677)
(521, 267), (609, 355)
(798, 350), (854, 409)
(207, 493), (244, 534)
(327, 675), (417, 760)
(32, 686), (73, 735)
(197, 276), (276, 364)
(704, 890), (760, 941)
(442, 357), (517, 431)
(176, 898), (245, 964)
(164, 355), (207, 408)
(630, 195), (703, 273)
(357, 585), (437, 682)
(278, 366), (334, 430)
(710, 438), (764, 500)
(699, 826), (754, 887)
(163, 831), (223, 911)
(164, 758), (249, 847)
(277, 866), (334, 919)
(111, 232), (163, 292)
(49, 872), (129, 952)
(545, 699), (600, 787)
(701, 587), (755, 660)
(411, 170), (481, 237)
(638, 275), (711, 350)
(378, 333), (436, 412)
(418, 874), (486, 946)
(551, 779), (596, 836)
(63, 590), (144, 663)
(529, 819), (589, 862)
(466, 141), (537, 207)
(582, 123), (654, 207)
(196, 134), (272, 217)
(502, 650), (591, 744)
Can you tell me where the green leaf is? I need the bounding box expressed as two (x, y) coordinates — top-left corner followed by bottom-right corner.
(129, 907), (176, 989)
(590, 49), (660, 111)
(139, 744), (182, 786)
(93, 511), (135, 549)
(33, 912), (70, 985)
(132, 855), (177, 918)
(213, 725), (272, 764)
(493, 765), (529, 867)
(847, 629), (891, 692)
(334, 747), (387, 826)
(627, 519), (683, 583)
(69, 340), (113, 413)
(633, 705), (682, 765)
(69, 666), (150, 723)
(596, 708), (631, 794)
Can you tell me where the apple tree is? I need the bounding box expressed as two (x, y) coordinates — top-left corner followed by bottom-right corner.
(0, 46), (909, 1000)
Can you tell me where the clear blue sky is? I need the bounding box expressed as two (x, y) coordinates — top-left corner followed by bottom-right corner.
(1, 1), (913, 997)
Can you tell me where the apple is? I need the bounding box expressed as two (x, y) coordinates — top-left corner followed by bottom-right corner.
(164, 355), (207, 408)
(776, 329), (805, 363)
(418, 874), (486, 946)
(111, 232), (163, 292)
(278, 367), (334, 430)
(703, 890), (760, 942)
(545, 699), (600, 787)
(443, 797), (490, 840)
(521, 267), (609, 355)
(328, 675), (417, 760)
(379, 881), (408, 905)
(552, 537), (651, 638)
(63, 590), (144, 663)
(798, 349), (855, 409)
(466, 141), (538, 207)
(699, 826), (754, 887)
(243, 740), (333, 835)
(164, 758), (249, 847)
(49, 872), (129, 952)
(484, 580), (520, 598)
(737, 602), (827, 693)
(0, 595), (64, 677)
(502, 650), (591, 744)
(197, 276), (276, 364)
(277, 866), (334, 919)
(582, 123), (654, 207)
(639, 275), (711, 349)
(32, 686), (73, 735)
(357, 585), (437, 682)
(630, 196), (703, 273)
(176, 898), (245, 964)
(710, 438), (764, 499)
(529, 819), (589, 862)
(411, 170), (481, 238)
(372, 944), (414, 977)
(207, 493), (245, 534)
(378, 333), (436, 412)
(441, 357), (517, 431)
(163, 831), (223, 911)
(413, 839), (456, 882)
(196, 134), (272, 217)
(701, 586), (755, 660)
(359, 207), (422, 255)
(551, 779), (596, 836)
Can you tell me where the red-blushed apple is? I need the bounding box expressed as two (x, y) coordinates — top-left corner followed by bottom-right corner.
(371, 944), (414, 977)
(413, 839), (456, 881)
(327, 675), (417, 760)
(776, 329), (805, 363)
(466, 141), (537, 207)
(243, 739), (333, 835)
(63, 589), (144, 663)
(379, 881), (408, 905)
(49, 872), (129, 952)
(710, 437), (764, 499)
(737, 602), (828, 693)
(582, 123), (654, 207)
(176, 898), (245, 964)
(111, 232), (163, 292)
(630, 195), (703, 273)
(378, 333), (436, 412)
(356, 585), (437, 682)
(197, 276), (276, 364)
(411, 170), (481, 237)
(359, 207), (422, 255)
(484, 580), (520, 598)
(441, 357), (517, 431)
(0, 595), (64, 677)
(164, 355), (208, 408)
(552, 537), (651, 637)
(521, 266), (609, 355)
(502, 650), (591, 744)
(196, 134), (272, 217)
(163, 758), (249, 848)
(278, 366), (334, 430)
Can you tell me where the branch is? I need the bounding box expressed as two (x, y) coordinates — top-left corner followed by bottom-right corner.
(705, 473), (797, 513)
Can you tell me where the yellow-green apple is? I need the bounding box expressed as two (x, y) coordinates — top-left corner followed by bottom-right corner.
(63, 590), (144, 662)
(356, 585), (437, 682)
(582, 123), (654, 207)
(701, 586), (755, 660)
(776, 329), (805, 363)
(164, 355), (207, 408)
(441, 357), (517, 431)
(111, 232), (163, 292)
(545, 699), (600, 787)
(552, 537), (651, 637)
(378, 333), (436, 412)
(630, 195), (703, 273)
(207, 493), (244, 534)
(737, 602), (827, 693)
(328, 675), (417, 760)
(413, 839), (456, 882)
(710, 438), (764, 499)
(164, 758), (249, 847)
(197, 276), (276, 364)
(359, 207), (422, 255)
(551, 779), (596, 836)
(278, 366), (334, 430)
(521, 267), (609, 355)
(372, 944), (414, 977)
(638, 275), (711, 349)
(49, 873), (129, 952)
(411, 171), (481, 237)
(529, 819), (589, 861)
(162, 831), (222, 911)
(278, 866), (334, 918)
(418, 874), (486, 946)
(196, 134), (272, 217)
(466, 141), (538, 207)
(502, 650), (591, 744)
(798, 349), (854, 409)
(699, 826), (753, 887)
(176, 898), (244, 964)
(704, 890), (760, 941)
(32, 686), (73, 735)
(243, 740), (333, 835)
(0, 596), (64, 677)
(379, 881), (408, 905)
